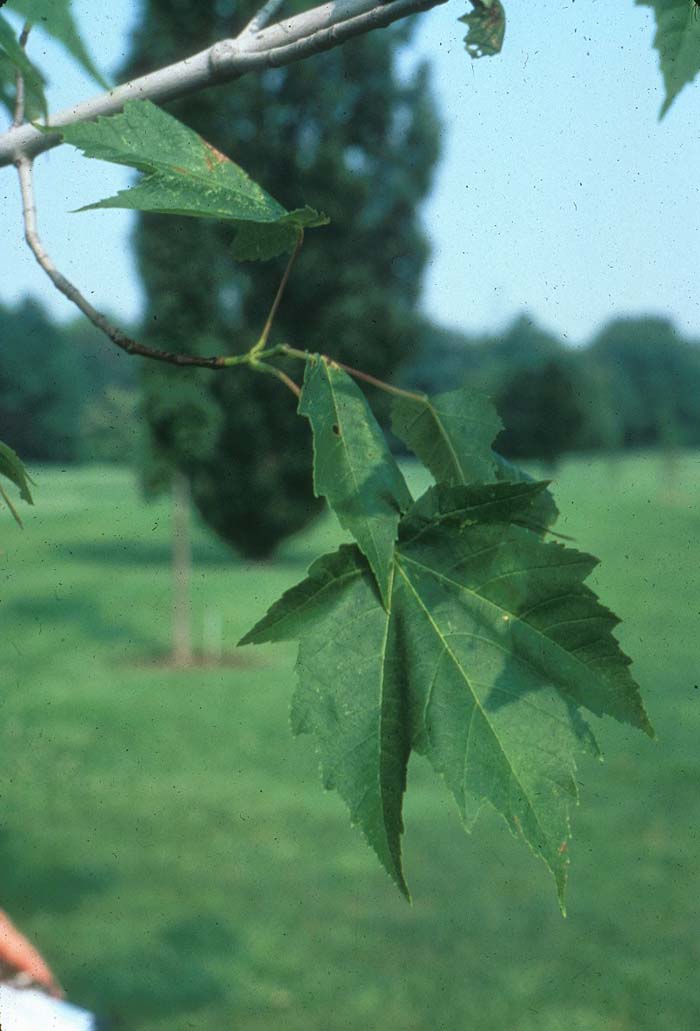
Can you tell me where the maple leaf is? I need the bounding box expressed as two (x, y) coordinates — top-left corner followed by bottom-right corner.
(242, 480), (652, 905)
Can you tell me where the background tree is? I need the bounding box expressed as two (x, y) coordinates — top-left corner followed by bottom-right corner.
(587, 316), (700, 449)
(495, 356), (585, 467)
(123, 0), (441, 559)
(0, 299), (79, 462)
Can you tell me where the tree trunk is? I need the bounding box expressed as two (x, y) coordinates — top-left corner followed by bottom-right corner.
(172, 470), (193, 667)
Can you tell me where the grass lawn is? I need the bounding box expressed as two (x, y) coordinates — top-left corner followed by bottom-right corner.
(1, 453), (699, 1030)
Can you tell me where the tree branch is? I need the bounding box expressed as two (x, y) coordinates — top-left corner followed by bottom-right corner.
(0, 0), (447, 168)
(240, 0), (288, 39)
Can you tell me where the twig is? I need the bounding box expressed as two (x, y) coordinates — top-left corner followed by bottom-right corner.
(14, 156), (231, 369)
(0, 0), (448, 168)
(14, 149), (418, 395)
(240, 0), (287, 38)
(12, 22), (31, 128)
(14, 158), (310, 378)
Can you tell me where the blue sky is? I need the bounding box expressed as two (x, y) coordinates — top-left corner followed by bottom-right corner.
(1, 0), (700, 345)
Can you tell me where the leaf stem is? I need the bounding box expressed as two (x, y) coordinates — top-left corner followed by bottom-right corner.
(251, 360), (301, 397)
(249, 230), (304, 357)
(277, 345), (425, 401)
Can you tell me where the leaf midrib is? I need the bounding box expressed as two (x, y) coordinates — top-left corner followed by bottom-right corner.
(374, 563), (407, 893)
(394, 559), (552, 852)
(422, 398), (466, 483)
(112, 167), (285, 219)
(322, 364), (386, 586)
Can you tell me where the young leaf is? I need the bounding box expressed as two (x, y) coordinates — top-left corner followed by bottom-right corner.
(392, 385), (559, 530)
(0, 11), (46, 115)
(242, 482), (652, 903)
(299, 355), (412, 607)
(636, 0), (700, 116)
(0, 440), (34, 526)
(7, 0), (108, 89)
(58, 100), (329, 260)
(459, 0), (506, 59)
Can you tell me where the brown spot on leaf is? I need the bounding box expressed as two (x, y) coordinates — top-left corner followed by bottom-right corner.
(203, 141), (230, 169)
(332, 424), (341, 437)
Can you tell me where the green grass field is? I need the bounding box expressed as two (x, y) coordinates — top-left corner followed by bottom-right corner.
(1, 453), (699, 1030)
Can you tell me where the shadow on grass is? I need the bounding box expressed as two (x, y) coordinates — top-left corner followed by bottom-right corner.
(58, 538), (232, 570)
(7, 595), (151, 649)
(59, 537), (313, 571)
(0, 828), (114, 923)
(91, 914), (236, 1026)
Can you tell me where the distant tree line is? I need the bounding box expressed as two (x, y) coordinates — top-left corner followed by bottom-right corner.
(0, 298), (137, 463)
(2, 298), (700, 468)
(401, 313), (700, 465)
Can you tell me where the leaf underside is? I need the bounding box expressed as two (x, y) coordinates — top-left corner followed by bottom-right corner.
(58, 100), (328, 260)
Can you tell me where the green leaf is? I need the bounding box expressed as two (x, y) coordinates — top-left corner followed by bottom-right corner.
(459, 0), (506, 59)
(398, 486), (652, 739)
(403, 478), (550, 532)
(0, 439), (34, 526)
(242, 482), (652, 904)
(0, 11), (46, 116)
(636, 0), (700, 116)
(58, 99), (329, 260)
(299, 355), (412, 607)
(244, 546), (411, 896)
(492, 452), (560, 532)
(7, 0), (108, 89)
(391, 385), (559, 530)
(392, 386), (503, 486)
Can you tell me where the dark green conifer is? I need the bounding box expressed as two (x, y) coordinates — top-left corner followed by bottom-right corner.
(123, 0), (440, 556)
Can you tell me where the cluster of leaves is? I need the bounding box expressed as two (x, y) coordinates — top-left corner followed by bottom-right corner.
(3, 0), (689, 910)
(240, 358), (653, 907)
